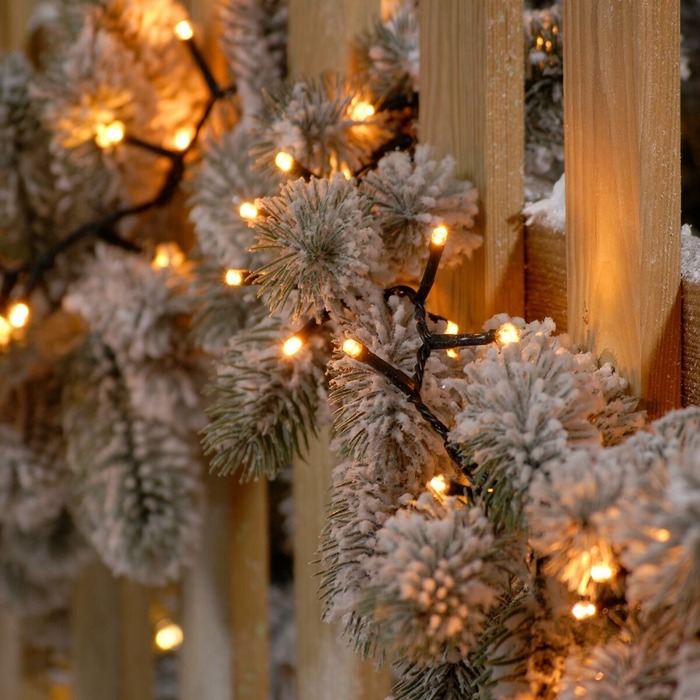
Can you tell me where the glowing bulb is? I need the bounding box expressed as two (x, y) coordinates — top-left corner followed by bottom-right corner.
(350, 100), (375, 121)
(545, 40), (553, 52)
(571, 601), (596, 620)
(275, 151), (294, 173)
(95, 120), (125, 149)
(8, 302), (30, 329)
(174, 20), (194, 40)
(446, 349), (459, 359)
(536, 35), (544, 49)
(155, 621), (184, 651)
(589, 563), (614, 583)
(173, 127), (194, 151)
(283, 335), (303, 357)
(430, 225), (448, 246)
(342, 338), (363, 358)
(496, 322), (520, 346)
(152, 242), (185, 270)
(342, 167), (353, 180)
(0, 316), (12, 346)
(225, 269), (245, 287)
(650, 528), (671, 542)
(239, 202), (259, 220)
(594, 672), (604, 681)
(428, 475), (448, 495)
(445, 320), (459, 335)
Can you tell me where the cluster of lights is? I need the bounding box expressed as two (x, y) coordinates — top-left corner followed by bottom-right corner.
(571, 600), (597, 621)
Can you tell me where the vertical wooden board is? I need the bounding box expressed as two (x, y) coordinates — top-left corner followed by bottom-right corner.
(564, 0), (681, 415)
(0, 607), (21, 700)
(0, 0), (36, 51)
(682, 278), (700, 406)
(419, 0), (525, 330)
(288, 0), (380, 76)
(288, 1), (393, 696)
(180, 476), (233, 700)
(72, 562), (153, 700)
(229, 479), (270, 700)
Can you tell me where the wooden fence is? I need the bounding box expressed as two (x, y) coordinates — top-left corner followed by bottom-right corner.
(1, 0), (697, 698)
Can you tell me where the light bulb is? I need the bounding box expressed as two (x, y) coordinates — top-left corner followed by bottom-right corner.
(173, 127), (194, 151)
(430, 225), (448, 246)
(95, 120), (125, 149)
(225, 269), (245, 287)
(650, 527), (671, 542)
(571, 601), (596, 620)
(589, 563), (614, 583)
(342, 338), (363, 358)
(174, 20), (194, 41)
(155, 621), (184, 651)
(239, 202), (259, 220)
(349, 100), (375, 122)
(152, 242), (185, 270)
(282, 335), (303, 356)
(496, 322), (520, 345)
(445, 320), (459, 335)
(341, 167), (353, 180)
(0, 316), (12, 346)
(7, 302), (30, 329)
(275, 151), (294, 173)
(428, 475), (448, 495)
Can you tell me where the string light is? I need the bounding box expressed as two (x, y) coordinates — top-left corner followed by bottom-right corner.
(589, 563), (614, 583)
(427, 474), (448, 496)
(173, 127), (194, 151)
(239, 202), (259, 220)
(225, 269), (246, 287)
(571, 601), (596, 620)
(7, 301), (30, 329)
(155, 621), (184, 651)
(95, 120), (125, 149)
(650, 527), (671, 542)
(495, 322), (520, 345)
(282, 335), (303, 357)
(174, 20), (194, 41)
(430, 225), (448, 246)
(342, 338), (364, 358)
(445, 321), (459, 358)
(152, 242), (185, 270)
(349, 100), (375, 122)
(275, 151), (294, 173)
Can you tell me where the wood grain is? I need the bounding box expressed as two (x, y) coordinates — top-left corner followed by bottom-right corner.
(683, 278), (700, 406)
(525, 222), (568, 332)
(564, 0), (681, 416)
(419, 0), (525, 330)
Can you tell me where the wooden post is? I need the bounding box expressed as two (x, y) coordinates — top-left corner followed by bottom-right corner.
(0, 0), (36, 51)
(288, 2), (393, 697)
(419, 0), (525, 329)
(0, 607), (21, 700)
(229, 479), (269, 700)
(564, 0), (681, 416)
(71, 562), (153, 700)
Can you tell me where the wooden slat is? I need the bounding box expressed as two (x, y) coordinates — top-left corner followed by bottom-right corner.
(0, 607), (21, 700)
(564, 0), (681, 416)
(419, 0), (525, 330)
(180, 476), (233, 700)
(71, 562), (153, 700)
(683, 278), (700, 406)
(288, 2), (393, 695)
(0, 0), (36, 51)
(229, 479), (269, 700)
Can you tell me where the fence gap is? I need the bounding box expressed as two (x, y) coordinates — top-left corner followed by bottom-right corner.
(419, 0), (525, 329)
(564, 0), (681, 416)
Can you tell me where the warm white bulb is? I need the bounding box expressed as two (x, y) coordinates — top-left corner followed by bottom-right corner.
(342, 338), (363, 358)
(173, 127), (194, 151)
(496, 322), (520, 346)
(239, 202), (259, 220)
(225, 269), (245, 287)
(155, 622), (184, 651)
(275, 151), (294, 173)
(428, 475), (448, 495)
(650, 527), (671, 542)
(445, 320), (459, 335)
(95, 120), (125, 149)
(571, 601), (596, 620)
(7, 302), (30, 329)
(152, 243), (185, 270)
(349, 100), (375, 122)
(174, 20), (194, 40)
(282, 335), (303, 357)
(589, 563), (614, 583)
(430, 225), (448, 246)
